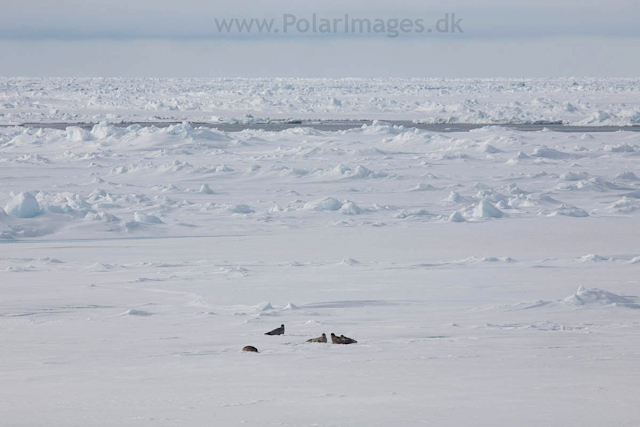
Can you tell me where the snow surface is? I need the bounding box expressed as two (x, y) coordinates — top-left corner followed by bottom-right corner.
(1, 116), (640, 426)
(2, 77), (640, 125)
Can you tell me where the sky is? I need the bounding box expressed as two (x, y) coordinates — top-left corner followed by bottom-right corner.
(0, 0), (639, 77)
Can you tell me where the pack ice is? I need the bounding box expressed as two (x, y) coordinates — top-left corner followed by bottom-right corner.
(1, 95), (640, 426)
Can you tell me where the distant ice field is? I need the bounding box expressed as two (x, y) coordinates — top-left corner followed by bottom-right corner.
(1, 77), (640, 126)
(3, 121), (640, 133)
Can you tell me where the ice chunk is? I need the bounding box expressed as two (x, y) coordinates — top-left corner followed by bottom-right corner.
(65, 126), (92, 142)
(4, 192), (42, 218)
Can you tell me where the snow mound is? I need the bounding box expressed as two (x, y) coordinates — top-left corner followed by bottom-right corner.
(547, 205), (589, 218)
(531, 146), (574, 159)
(563, 286), (639, 308)
(472, 200), (503, 219)
(199, 184), (214, 194)
(254, 302), (274, 313)
(4, 192), (42, 218)
(507, 151), (530, 164)
(579, 254), (610, 262)
(281, 303), (299, 310)
(340, 257), (360, 265)
(304, 197), (344, 211)
(40, 257), (64, 264)
(215, 164), (234, 172)
(460, 256), (516, 264)
(507, 184), (528, 196)
(124, 309), (153, 316)
(353, 165), (382, 178)
(85, 212), (120, 222)
(445, 191), (463, 203)
(478, 144), (503, 154)
(561, 171), (589, 181)
(615, 172), (639, 181)
(340, 201), (362, 215)
(584, 110), (613, 124)
(304, 320), (322, 326)
(134, 212), (163, 224)
(624, 190), (640, 199)
(605, 143), (637, 153)
(226, 204), (254, 214)
(1, 231), (19, 242)
(510, 287), (640, 311)
(395, 208), (434, 219)
(448, 211), (466, 222)
(609, 197), (640, 213)
(328, 164), (387, 179)
(410, 183), (439, 192)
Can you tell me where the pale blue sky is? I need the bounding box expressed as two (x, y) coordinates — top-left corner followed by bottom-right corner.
(1, 0), (638, 76)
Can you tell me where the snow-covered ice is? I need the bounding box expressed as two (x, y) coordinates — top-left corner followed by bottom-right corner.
(2, 98), (640, 426)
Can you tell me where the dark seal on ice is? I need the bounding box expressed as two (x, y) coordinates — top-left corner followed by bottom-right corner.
(307, 333), (327, 343)
(339, 335), (357, 344)
(242, 346), (259, 353)
(265, 324), (285, 336)
(331, 333), (357, 344)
